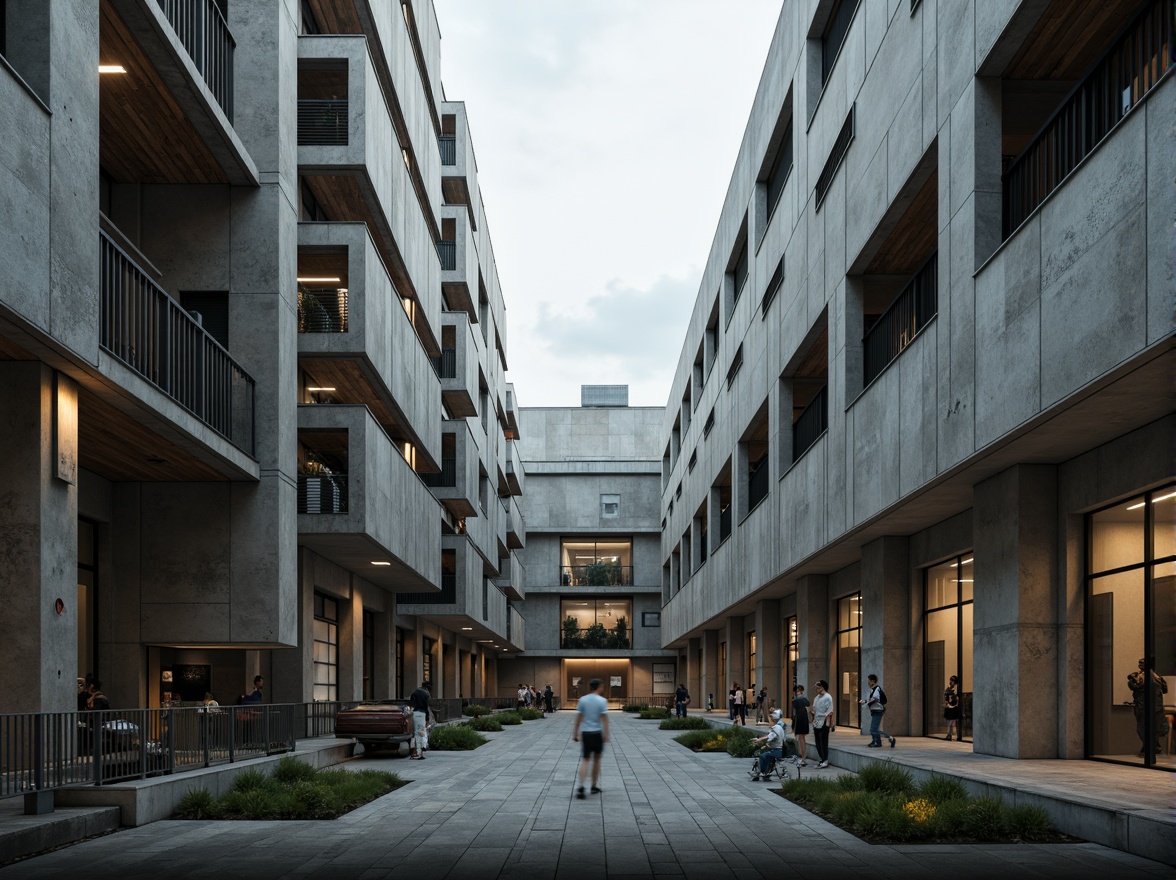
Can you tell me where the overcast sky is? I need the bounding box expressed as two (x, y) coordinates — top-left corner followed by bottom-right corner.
(433, 1), (783, 409)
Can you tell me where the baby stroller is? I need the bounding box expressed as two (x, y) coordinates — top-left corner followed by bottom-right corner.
(748, 738), (799, 782)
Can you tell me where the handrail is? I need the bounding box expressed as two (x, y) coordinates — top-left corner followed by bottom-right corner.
(863, 252), (937, 387)
(437, 239), (456, 271)
(156, 0), (235, 120)
(297, 474), (348, 514)
(420, 457), (457, 488)
(792, 385), (828, 464)
(439, 135), (456, 165)
(99, 230), (255, 455)
(297, 98), (349, 146)
(396, 573), (457, 605)
(1002, 0), (1173, 237)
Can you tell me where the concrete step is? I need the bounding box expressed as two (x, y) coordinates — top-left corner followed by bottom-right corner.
(0, 803), (120, 867)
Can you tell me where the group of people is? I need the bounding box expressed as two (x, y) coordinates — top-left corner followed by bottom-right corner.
(516, 683), (556, 713)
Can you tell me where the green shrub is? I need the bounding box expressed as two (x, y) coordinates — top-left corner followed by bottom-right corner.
(1005, 804), (1053, 841)
(857, 761), (914, 795)
(518, 708), (545, 720)
(930, 797), (972, 837)
(673, 729), (733, 752)
(659, 717), (710, 730)
(272, 756), (318, 785)
(780, 776), (840, 805)
(638, 707), (670, 720)
(725, 726), (759, 758)
(231, 768), (279, 795)
(620, 703), (646, 713)
(827, 790), (872, 827)
(427, 723), (488, 750)
(219, 787), (281, 820)
(496, 711), (523, 725)
(466, 715), (503, 732)
(962, 796), (1007, 841)
(918, 773), (968, 805)
(463, 703), (491, 717)
(175, 788), (217, 820)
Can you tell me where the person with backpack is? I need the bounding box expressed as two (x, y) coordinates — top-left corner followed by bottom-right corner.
(859, 674), (895, 748)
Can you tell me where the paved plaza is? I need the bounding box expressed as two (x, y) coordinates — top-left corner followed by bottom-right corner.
(1, 711), (1172, 880)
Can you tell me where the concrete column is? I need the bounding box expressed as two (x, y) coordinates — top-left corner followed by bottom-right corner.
(725, 616), (746, 692)
(796, 574), (829, 694)
(973, 464), (1059, 758)
(338, 588), (363, 701)
(700, 630), (719, 710)
(686, 637), (702, 707)
(271, 551), (314, 704)
(371, 609), (394, 699)
(756, 599), (782, 711)
(860, 536), (910, 734)
(0, 364), (78, 713)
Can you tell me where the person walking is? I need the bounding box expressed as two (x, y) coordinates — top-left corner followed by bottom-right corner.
(674, 682), (691, 718)
(755, 686), (768, 723)
(811, 679), (833, 768)
(943, 675), (961, 741)
(516, 683), (527, 710)
(544, 683), (555, 714)
(572, 678), (609, 799)
(860, 674), (895, 748)
(790, 684), (811, 766)
(732, 683), (746, 726)
(408, 681), (431, 759)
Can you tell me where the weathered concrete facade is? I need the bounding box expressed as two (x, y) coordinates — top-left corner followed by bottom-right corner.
(658, 0), (1174, 768)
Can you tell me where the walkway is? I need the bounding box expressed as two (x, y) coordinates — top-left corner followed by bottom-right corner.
(0, 711), (1172, 880)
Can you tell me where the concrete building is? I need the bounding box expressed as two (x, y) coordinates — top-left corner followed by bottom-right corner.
(0, 0), (522, 714)
(658, 0), (1174, 770)
(500, 388), (677, 706)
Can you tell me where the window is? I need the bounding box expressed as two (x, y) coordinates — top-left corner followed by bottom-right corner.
(924, 555), (974, 742)
(785, 616), (798, 699)
(863, 252), (937, 386)
(77, 519), (98, 683)
(726, 344), (744, 389)
(815, 105), (855, 210)
(703, 408), (716, 437)
(687, 450), (697, 473)
(742, 402), (770, 516)
(821, 0), (860, 86)
(724, 227), (749, 325)
(560, 538), (633, 586)
(313, 592), (339, 702)
(601, 494), (620, 518)
(180, 292), (229, 348)
(747, 631), (757, 693)
(835, 593), (862, 730)
(759, 97), (794, 234)
(760, 257), (784, 318)
(561, 598), (632, 648)
(642, 611), (661, 628)
(704, 301), (720, 376)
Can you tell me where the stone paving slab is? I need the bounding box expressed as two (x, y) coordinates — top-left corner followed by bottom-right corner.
(0, 710), (1173, 880)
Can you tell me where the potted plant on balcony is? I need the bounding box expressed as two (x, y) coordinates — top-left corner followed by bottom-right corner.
(608, 616), (629, 649)
(583, 622), (608, 649)
(563, 616), (583, 649)
(585, 560), (621, 586)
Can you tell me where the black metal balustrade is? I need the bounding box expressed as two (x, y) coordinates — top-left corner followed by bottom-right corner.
(99, 231), (255, 455)
(297, 99), (349, 146)
(396, 574), (457, 606)
(719, 504), (732, 541)
(747, 454), (770, 512)
(156, 0), (235, 120)
(437, 240), (456, 270)
(297, 287), (348, 332)
(863, 252), (937, 387)
(420, 457), (457, 488)
(430, 348), (456, 379)
(297, 474), (348, 513)
(1002, 0), (1173, 238)
(439, 135), (456, 165)
(558, 565), (634, 587)
(792, 385), (828, 463)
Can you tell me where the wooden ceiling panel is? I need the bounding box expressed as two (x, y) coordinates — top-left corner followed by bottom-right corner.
(1004, 0), (1146, 80)
(305, 0), (364, 34)
(864, 171), (938, 277)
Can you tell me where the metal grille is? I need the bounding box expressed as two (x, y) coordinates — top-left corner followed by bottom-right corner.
(581, 385), (629, 407)
(439, 135), (456, 165)
(297, 288), (348, 333)
(297, 475), (348, 514)
(814, 105), (855, 210)
(863, 253), (937, 387)
(437, 239), (456, 270)
(420, 457), (457, 488)
(297, 99), (349, 146)
(156, 0), (235, 120)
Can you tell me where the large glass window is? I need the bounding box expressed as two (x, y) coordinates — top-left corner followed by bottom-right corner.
(836, 593), (862, 730)
(747, 631), (757, 693)
(785, 616), (798, 700)
(560, 538), (633, 586)
(924, 555), (974, 741)
(77, 519), (98, 685)
(1087, 485), (1175, 770)
(313, 593), (338, 702)
(560, 598), (632, 648)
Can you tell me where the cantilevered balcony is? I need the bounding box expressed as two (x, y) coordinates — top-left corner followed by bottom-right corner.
(297, 222), (441, 468)
(435, 311), (479, 418)
(439, 207), (478, 320)
(99, 230), (255, 455)
(504, 495), (524, 550)
(424, 422), (480, 518)
(505, 439), (525, 496)
(495, 551), (526, 601)
(297, 404), (440, 593)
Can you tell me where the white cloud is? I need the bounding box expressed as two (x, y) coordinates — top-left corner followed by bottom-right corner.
(435, 0), (782, 407)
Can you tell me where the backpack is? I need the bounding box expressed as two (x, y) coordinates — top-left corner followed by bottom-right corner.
(878, 687), (888, 706)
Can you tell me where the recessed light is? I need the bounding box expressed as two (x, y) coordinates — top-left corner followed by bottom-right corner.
(297, 277), (341, 284)
(461, 627), (472, 631)
(307, 387), (336, 392)
(371, 561), (392, 566)
(99, 65), (127, 74)
(1126, 501), (1146, 510)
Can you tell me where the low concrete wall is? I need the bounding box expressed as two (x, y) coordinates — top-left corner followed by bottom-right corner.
(0, 805), (120, 866)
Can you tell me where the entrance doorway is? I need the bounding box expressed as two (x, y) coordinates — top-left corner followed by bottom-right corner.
(924, 555), (974, 741)
(564, 659), (631, 707)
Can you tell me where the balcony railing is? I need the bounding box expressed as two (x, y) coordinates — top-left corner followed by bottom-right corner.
(297, 474), (348, 514)
(559, 565), (634, 587)
(156, 0), (235, 120)
(396, 573), (457, 606)
(1002, 0), (1173, 237)
(431, 348), (456, 379)
(420, 457), (456, 489)
(437, 240), (456, 271)
(747, 454), (769, 512)
(561, 627), (631, 649)
(297, 99), (349, 146)
(439, 135), (456, 165)
(719, 504), (732, 542)
(99, 231), (255, 455)
(792, 385), (828, 464)
(863, 252), (937, 387)
(297, 288), (348, 332)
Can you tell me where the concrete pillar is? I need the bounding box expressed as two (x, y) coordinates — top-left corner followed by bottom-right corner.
(700, 630), (719, 710)
(271, 551), (314, 704)
(973, 464), (1059, 758)
(686, 637), (701, 706)
(861, 536), (910, 734)
(725, 616), (746, 692)
(372, 609), (394, 699)
(0, 365), (78, 713)
(339, 588), (363, 701)
(756, 599), (782, 711)
(796, 574), (829, 695)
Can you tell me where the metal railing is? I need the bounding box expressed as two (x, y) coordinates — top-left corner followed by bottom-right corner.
(792, 385), (828, 463)
(439, 135), (456, 165)
(431, 348), (456, 379)
(560, 627), (631, 649)
(1002, 0), (1173, 238)
(558, 565), (634, 587)
(156, 0), (235, 120)
(719, 503), (732, 542)
(297, 98), (349, 146)
(814, 104), (855, 209)
(396, 573), (457, 606)
(99, 231), (255, 455)
(863, 252), (937, 386)
(420, 457), (456, 489)
(297, 287), (348, 332)
(297, 474), (348, 514)
(747, 454), (769, 512)
(437, 240), (456, 271)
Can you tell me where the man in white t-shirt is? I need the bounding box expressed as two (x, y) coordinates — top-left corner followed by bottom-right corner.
(572, 678), (609, 799)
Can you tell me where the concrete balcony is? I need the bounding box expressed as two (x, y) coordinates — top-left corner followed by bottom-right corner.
(439, 101), (477, 212)
(505, 604), (525, 653)
(297, 35), (441, 354)
(297, 404), (440, 593)
(297, 222), (441, 468)
(494, 551), (526, 602)
(436, 311), (479, 418)
(505, 439), (525, 496)
(505, 384), (521, 439)
(439, 205), (479, 320)
(504, 494), (524, 551)
(102, 0), (257, 185)
(423, 420), (480, 518)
